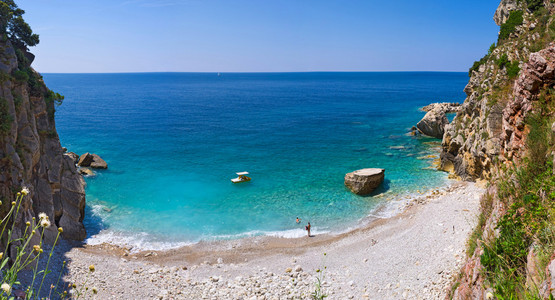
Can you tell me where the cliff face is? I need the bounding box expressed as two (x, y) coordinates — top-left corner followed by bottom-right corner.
(449, 1), (555, 298)
(0, 38), (86, 246)
(440, 0), (555, 180)
(452, 45), (555, 300)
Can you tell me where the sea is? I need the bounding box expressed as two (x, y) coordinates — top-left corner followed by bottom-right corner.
(43, 72), (468, 251)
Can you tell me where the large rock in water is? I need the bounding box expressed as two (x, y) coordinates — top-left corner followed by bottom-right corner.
(90, 154), (108, 169)
(344, 168), (385, 195)
(416, 108), (449, 139)
(78, 152), (107, 169)
(78, 153), (94, 167)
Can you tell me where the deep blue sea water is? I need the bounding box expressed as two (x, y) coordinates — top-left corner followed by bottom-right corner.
(43, 72), (468, 250)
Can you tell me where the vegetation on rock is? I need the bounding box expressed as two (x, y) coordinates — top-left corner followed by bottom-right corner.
(450, 1), (555, 298)
(0, 97), (11, 135)
(481, 104), (554, 298)
(499, 10), (524, 42)
(0, 0), (38, 49)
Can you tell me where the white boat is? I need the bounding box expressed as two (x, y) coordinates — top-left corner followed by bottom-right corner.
(231, 171), (251, 183)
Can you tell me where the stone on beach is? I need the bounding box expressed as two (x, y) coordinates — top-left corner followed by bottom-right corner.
(344, 168), (385, 195)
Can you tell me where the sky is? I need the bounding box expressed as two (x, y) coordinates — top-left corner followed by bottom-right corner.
(20, 0), (501, 73)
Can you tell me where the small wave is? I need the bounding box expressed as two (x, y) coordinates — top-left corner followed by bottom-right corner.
(85, 227), (332, 252)
(207, 228), (331, 240)
(85, 230), (194, 253)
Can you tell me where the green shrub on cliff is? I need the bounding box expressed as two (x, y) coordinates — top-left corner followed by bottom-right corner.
(506, 61), (520, 78)
(495, 54), (520, 78)
(499, 10), (524, 42)
(480, 98), (555, 298)
(526, 0), (543, 12)
(469, 54), (489, 76)
(44, 89), (64, 121)
(0, 0), (38, 49)
(469, 43), (498, 77)
(488, 43), (496, 55)
(12, 69), (27, 82)
(496, 53), (509, 69)
(0, 97), (12, 135)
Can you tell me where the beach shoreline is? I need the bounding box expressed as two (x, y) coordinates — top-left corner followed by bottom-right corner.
(31, 180), (484, 299)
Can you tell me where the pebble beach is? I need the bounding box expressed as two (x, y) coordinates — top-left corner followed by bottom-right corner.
(26, 181), (483, 299)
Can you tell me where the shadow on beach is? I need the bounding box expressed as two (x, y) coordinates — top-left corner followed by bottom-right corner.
(16, 205), (107, 299)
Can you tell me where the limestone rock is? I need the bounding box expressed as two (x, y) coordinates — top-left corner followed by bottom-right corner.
(416, 108), (449, 139)
(79, 167), (95, 176)
(78, 152), (94, 167)
(65, 152), (79, 164)
(0, 38), (86, 244)
(78, 152), (107, 169)
(90, 154), (108, 169)
(540, 258), (555, 298)
(525, 245), (541, 290)
(344, 168), (385, 195)
(493, 0), (519, 26)
(421, 102), (461, 113)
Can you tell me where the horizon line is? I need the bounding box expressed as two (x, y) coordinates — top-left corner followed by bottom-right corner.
(40, 70), (468, 75)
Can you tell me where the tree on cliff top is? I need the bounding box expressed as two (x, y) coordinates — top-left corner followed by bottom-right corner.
(0, 0), (39, 49)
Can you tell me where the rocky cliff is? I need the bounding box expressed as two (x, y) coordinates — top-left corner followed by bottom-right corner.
(448, 1), (555, 298)
(440, 0), (555, 180)
(0, 37), (86, 247)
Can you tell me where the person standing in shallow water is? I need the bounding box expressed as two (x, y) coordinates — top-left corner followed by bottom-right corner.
(305, 222), (311, 237)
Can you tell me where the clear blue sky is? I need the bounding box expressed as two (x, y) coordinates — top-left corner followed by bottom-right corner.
(20, 0), (500, 73)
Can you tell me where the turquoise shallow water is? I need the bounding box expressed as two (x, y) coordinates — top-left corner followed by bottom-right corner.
(44, 72), (467, 249)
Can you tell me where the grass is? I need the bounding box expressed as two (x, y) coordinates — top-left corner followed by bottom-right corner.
(311, 253), (328, 300)
(0, 188), (96, 299)
(467, 193), (494, 257)
(480, 100), (555, 298)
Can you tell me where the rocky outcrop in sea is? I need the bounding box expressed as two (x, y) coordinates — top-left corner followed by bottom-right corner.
(344, 168), (385, 195)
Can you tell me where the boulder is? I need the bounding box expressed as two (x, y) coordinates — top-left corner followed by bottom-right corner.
(344, 168), (385, 195)
(77, 152), (94, 167)
(416, 108), (449, 139)
(77, 152), (108, 169)
(90, 154), (108, 169)
(78, 167), (95, 176)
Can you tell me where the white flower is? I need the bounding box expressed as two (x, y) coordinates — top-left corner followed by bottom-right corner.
(38, 212), (47, 220)
(1, 282), (10, 293)
(40, 219), (51, 228)
(486, 292), (494, 299)
(21, 188), (29, 196)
